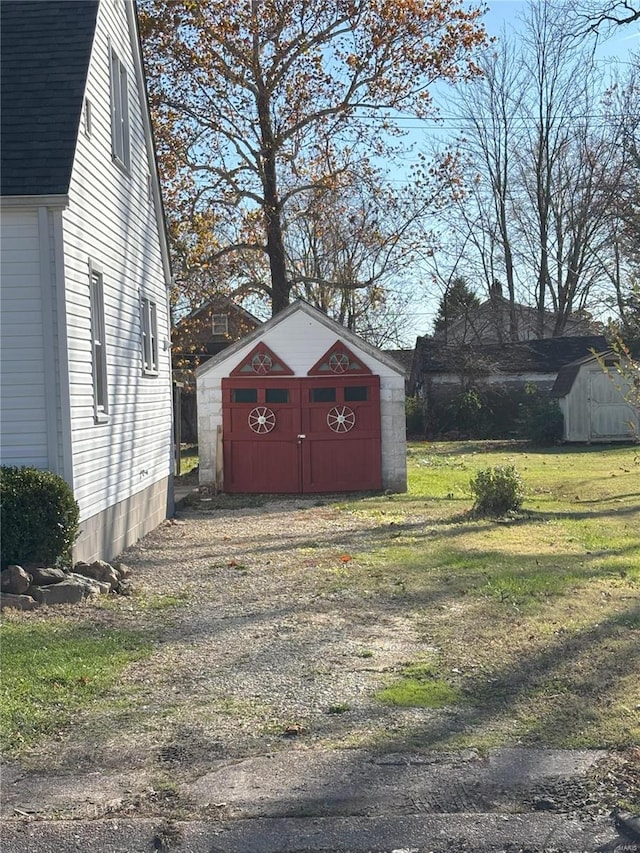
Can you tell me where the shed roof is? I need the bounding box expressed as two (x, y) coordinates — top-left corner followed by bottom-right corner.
(0, 0), (99, 196)
(550, 350), (616, 398)
(196, 300), (407, 378)
(414, 335), (608, 377)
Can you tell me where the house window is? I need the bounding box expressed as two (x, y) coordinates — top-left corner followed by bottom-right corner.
(110, 48), (130, 169)
(212, 314), (229, 336)
(141, 297), (159, 375)
(83, 98), (92, 137)
(89, 267), (108, 421)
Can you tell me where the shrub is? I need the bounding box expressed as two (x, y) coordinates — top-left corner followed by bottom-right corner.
(405, 396), (424, 436)
(469, 465), (524, 516)
(517, 385), (564, 445)
(0, 466), (79, 568)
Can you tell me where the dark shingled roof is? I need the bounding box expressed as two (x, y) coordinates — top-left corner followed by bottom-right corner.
(1, 0), (99, 196)
(415, 335), (608, 376)
(550, 350), (616, 398)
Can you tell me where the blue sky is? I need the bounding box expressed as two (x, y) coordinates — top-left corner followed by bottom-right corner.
(398, 0), (640, 345)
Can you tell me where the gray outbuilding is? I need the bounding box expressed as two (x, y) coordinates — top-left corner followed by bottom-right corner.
(550, 352), (639, 442)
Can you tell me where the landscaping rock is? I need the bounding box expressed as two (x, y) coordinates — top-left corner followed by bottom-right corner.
(28, 567), (67, 586)
(1, 565), (32, 595)
(116, 577), (133, 596)
(113, 562), (132, 579)
(29, 580), (87, 605)
(0, 592), (39, 610)
(66, 573), (109, 596)
(73, 560), (120, 590)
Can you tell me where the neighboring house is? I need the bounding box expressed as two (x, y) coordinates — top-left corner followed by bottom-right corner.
(172, 295), (262, 383)
(196, 300), (407, 494)
(384, 348), (414, 390)
(410, 335), (608, 433)
(0, 0), (174, 562)
(434, 295), (598, 346)
(551, 352), (639, 442)
(172, 295), (262, 442)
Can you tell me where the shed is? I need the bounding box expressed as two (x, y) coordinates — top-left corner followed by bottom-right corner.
(196, 301), (407, 493)
(550, 352), (639, 443)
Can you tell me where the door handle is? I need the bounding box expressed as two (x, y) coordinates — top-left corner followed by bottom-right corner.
(297, 434), (306, 439)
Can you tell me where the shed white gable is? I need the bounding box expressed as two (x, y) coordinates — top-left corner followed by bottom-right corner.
(554, 356), (639, 442)
(197, 301), (407, 492)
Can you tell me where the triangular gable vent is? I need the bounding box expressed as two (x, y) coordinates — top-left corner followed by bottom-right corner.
(307, 341), (372, 376)
(230, 342), (294, 376)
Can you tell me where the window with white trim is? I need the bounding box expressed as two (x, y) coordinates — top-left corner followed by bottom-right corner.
(83, 98), (92, 137)
(212, 313), (229, 336)
(141, 296), (159, 375)
(89, 267), (109, 421)
(110, 48), (130, 169)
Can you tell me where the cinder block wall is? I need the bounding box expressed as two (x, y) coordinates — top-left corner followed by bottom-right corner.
(380, 376), (407, 492)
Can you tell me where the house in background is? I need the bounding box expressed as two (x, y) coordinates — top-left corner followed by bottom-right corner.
(434, 294), (598, 346)
(172, 295), (262, 442)
(0, 0), (174, 562)
(172, 295), (262, 378)
(551, 352), (639, 442)
(410, 335), (608, 436)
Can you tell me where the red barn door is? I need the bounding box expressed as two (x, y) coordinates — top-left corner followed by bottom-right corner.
(299, 376), (381, 492)
(221, 375), (381, 493)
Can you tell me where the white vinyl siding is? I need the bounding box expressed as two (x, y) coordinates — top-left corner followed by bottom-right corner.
(110, 47), (130, 169)
(61, 0), (172, 525)
(0, 209), (50, 469)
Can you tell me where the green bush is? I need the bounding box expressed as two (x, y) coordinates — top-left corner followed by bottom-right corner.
(470, 465), (524, 516)
(405, 396), (424, 436)
(0, 467), (79, 569)
(517, 387), (564, 445)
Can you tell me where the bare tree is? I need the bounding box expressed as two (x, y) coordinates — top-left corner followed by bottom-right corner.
(432, 1), (628, 337)
(448, 35), (526, 339)
(139, 0), (487, 315)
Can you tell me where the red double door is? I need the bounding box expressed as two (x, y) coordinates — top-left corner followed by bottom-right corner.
(222, 375), (381, 493)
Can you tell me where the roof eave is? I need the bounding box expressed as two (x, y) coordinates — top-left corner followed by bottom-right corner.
(1, 194), (70, 209)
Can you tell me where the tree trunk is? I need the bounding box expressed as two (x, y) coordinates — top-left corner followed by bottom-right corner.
(253, 3), (289, 316)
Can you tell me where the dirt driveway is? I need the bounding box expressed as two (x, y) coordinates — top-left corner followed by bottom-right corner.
(2, 496), (637, 850)
(4, 498), (437, 815)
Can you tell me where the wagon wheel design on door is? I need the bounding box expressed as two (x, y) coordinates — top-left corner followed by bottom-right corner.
(248, 407), (276, 434)
(328, 352), (350, 374)
(327, 405), (356, 433)
(251, 352), (273, 374)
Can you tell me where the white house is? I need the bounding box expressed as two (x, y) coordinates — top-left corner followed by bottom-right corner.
(0, 0), (174, 562)
(196, 301), (407, 494)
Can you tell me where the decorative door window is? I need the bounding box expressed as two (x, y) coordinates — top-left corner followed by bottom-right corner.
(248, 407), (276, 433)
(327, 406), (356, 433)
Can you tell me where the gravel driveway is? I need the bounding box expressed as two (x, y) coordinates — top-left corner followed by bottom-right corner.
(4, 496), (444, 819)
(3, 493), (637, 853)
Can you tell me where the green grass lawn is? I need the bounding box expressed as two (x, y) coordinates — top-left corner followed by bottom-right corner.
(0, 618), (151, 753)
(1, 441), (638, 759)
(338, 441), (640, 751)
